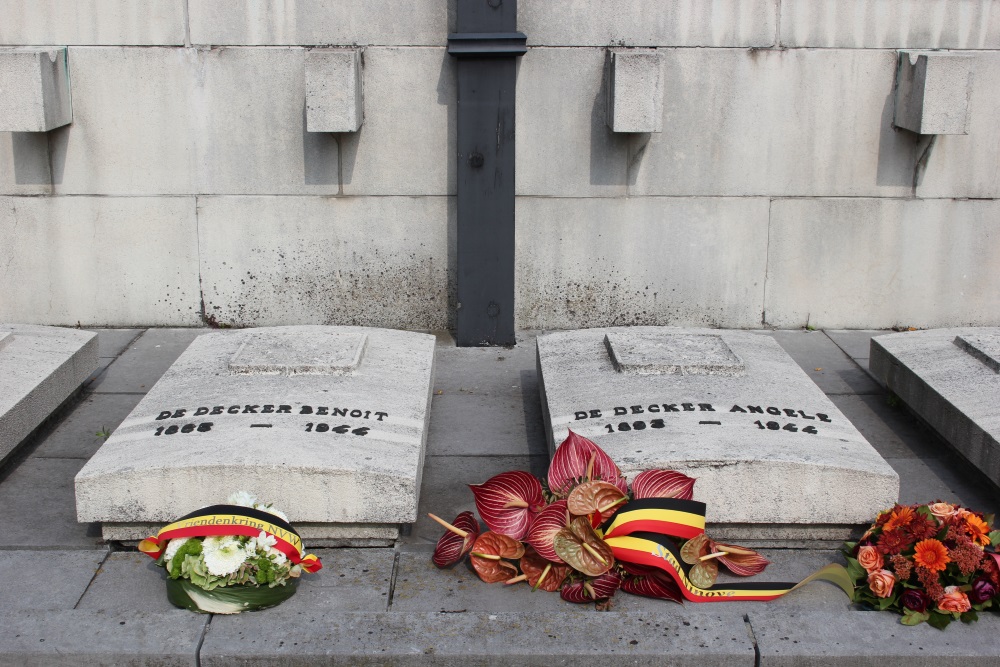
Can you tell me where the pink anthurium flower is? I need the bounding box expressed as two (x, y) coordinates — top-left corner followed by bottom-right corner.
(631, 469), (696, 500)
(469, 471), (545, 540)
(547, 430), (627, 497)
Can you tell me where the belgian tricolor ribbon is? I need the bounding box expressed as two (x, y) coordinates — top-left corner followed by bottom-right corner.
(601, 498), (853, 603)
(138, 504), (322, 573)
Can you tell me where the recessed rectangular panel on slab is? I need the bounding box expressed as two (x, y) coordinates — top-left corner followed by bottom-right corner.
(75, 326), (436, 544)
(537, 327), (899, 541)
(871, 328), (1000, 485)
(0, 324), (98, 462)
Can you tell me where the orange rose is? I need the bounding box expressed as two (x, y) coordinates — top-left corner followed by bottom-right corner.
(857, 545), (884, 573)
(867, 569), (897, 598)
(937, 586), (971, 614)
(927, 502), (958, 520)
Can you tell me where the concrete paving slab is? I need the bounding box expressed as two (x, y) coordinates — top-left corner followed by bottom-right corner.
(86, 328), (204, 394)
(748, 608), (1000, 666)
(82, 358), (113, 389)
(409, 455), (549, 546)
(0, 457), (101, 548)
(0, 610), (206, 667)
(426, 392), (545, 457)
(76, 551), (177, 612)
(0, 550), (105, 609)
(201, 609), (756, 666)
(829, 394), (942, 460)
(763, 330), (882, 395)
(432, 338), (539, 395)
(85, 328), (144, 359)
(31, 392), (143, 459)
(887, 457), (1000, 515)
(824, 329), (886, 362)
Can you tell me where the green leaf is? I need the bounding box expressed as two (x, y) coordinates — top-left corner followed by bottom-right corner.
(900, 610), (929, 626)
(842, 541), (857, 554)
(845, 557), (865, 582)
(988, 530), (1000, 546)
(926, 611), (952, 631)
(878, 593), (897, 610)
(960, 610), (979, 624)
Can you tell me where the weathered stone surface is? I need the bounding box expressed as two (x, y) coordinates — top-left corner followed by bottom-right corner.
(201, 610), (755, 666)
(75, 326), (436, 541)
(305, 48), (363, 133)
(515, 48), (628, 197)
(0, 324), (97, 461)
(514, 197), (769, 329)
(630, 48), (915, 198)
(536, 328), (899, 533)
(764, 198), (1000, 329)
(520, 0), (776, 47)
(780, 0), (1000, 49)
(871, 328), (1000, 486)
(0, 48), (71, 132)
(607, 49), (662, 133)
(0, 0), (185, 45)
(0, 131), (52, 195)
(0, 550), (105, 610)
(197, 195), (451, 329)
(894, 52), (972, 135)
(189, 0), (447, 46)
(916, 52), (1000, 199)
(340, 47), (454, 196)
(0, 197), (201, 326)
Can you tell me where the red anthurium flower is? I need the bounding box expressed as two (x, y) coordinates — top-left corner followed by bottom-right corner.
(713, 542), (770, 577)
(519, 548), (571, 592)
(525, 500), (569, 563)
(631, 469), (696, 500)
(619, 564), (684, 603)
(429, 511), (480, 568)
(548, 430), (627, 497)
(469, 471), (545, 540)
(470, 532), (525, 584)
(560, 570), (623, 604)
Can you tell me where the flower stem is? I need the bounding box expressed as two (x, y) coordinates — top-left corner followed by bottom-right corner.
(505, 574), (528, 585)
(427, 513), (469, 538)
(582, 542), (608, 565)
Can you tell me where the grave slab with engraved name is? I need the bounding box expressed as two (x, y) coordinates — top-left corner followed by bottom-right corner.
(871, 328), (1000, 486)
(75, 326), (435, 545)
(537, 327), (899, 543)
(0, 324), (98, 462)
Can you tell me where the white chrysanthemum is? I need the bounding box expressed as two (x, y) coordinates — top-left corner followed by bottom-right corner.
(269, 548), (287, 566)
(202, 536), (246, 576)
(255, 531), (277, 551)
(227, 490), (257, 507)
(257, 504), (289, 523)
(163, 537), (189, 563)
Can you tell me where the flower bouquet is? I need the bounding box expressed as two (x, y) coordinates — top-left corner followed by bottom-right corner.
(844, 501), (1000, 629)
(138, 492), (322, 614)
(430, 431), (851, 607)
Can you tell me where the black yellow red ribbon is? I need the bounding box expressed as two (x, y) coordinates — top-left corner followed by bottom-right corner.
(138, 504), (322, 573)
(601, 498), (853, 603)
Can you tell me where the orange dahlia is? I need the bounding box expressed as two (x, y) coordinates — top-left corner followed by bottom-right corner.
(883, 506), (915, 532)
(963, 513), (991, 547)
(914, 539), (950, 572)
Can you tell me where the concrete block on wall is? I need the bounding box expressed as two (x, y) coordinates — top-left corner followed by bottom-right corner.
(607, 49), (661, 133)
(0, 48), (71, 132)
(764, 198), (1000, 329)
(306, 49), (363, 133)
(894, 52), (973, 135)
(0, 196), (201, 326)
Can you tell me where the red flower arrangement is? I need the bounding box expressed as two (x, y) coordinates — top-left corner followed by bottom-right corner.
(844, 501), (1000, 629)
(428, 431), (779, 607)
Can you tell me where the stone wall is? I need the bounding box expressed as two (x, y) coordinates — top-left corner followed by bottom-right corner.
(1, 1), (997, 329)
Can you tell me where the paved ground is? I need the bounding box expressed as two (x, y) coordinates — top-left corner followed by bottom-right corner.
(1, 328), (999, 666)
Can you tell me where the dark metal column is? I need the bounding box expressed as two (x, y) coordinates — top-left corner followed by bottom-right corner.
(448, 0), (526, 346)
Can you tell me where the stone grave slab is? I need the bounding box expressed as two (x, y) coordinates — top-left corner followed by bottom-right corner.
(537, 327), (899, 544)
(870, 328), (1000, 486)
(0, 324), (98, 463)
(75, 326), (435, 545)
